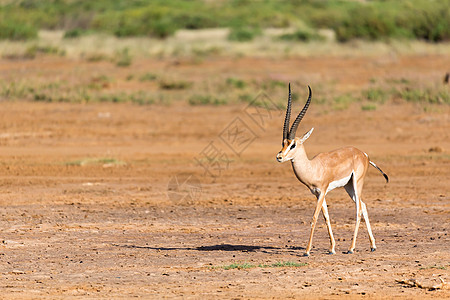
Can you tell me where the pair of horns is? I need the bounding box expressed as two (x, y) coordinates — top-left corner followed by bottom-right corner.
(282, 84), (312, 144)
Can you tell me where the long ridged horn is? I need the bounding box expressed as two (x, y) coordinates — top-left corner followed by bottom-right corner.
(282, 83), (292, 145)
(288, 85), (312, 140)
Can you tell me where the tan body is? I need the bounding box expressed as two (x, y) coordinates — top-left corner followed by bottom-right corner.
(292, 145), (368, 197)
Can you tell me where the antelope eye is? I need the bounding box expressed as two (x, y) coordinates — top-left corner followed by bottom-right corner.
(290, 143), (296, 150)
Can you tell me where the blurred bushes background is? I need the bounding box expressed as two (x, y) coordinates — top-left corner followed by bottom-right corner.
(0, 0), (448, 42)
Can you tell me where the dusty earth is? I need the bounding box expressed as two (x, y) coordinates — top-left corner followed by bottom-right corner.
(0, 54), (449, 299)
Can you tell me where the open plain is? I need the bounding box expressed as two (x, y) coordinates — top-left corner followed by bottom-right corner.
(0, 50), (449, 298)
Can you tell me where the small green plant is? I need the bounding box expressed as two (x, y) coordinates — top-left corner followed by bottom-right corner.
(238, 93), (253, 103)
(226, 77), (246, 89)
(266, 79), (286, 90)
(115, 48), (132, 67)
(130, 91), (155, 105)
(189, 95), (227, 106)
(364, 88), (390, 104)
(361, 104), (377, 111)
(333, 94), (359, 110)
(139, 73), (158, 82)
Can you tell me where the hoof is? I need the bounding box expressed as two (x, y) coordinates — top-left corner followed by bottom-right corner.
(370, 247), (376, 252)
(303, 252), (310, 257)
(328, 250), (336, 255)
(346, 250), (354, 254)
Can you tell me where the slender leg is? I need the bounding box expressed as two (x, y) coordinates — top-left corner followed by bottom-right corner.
(321, 198), (336, 254)
(348, 197), (363, 253)
(344, 177), (362, 254)
(349, 176), (368, 253)
(305, 192), (326, 256)
(361, 200), (376, 251)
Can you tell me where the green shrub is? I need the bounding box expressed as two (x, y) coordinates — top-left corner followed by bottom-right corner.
(151, 17), (177, 39)
(228, 26), (261, 42)
(279, 29), (324, 42)
(0, 0), (449, 42)
(0, 18), (37, 40)
(335, 6), (398, 42)
(405, 2), (450, 42)
(63, 28), (88, 39)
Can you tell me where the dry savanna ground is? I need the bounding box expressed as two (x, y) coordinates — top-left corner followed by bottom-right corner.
(0, 38), (449, 298)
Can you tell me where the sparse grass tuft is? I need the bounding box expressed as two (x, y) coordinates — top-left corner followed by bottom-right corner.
(419, 264), (448, 270)
(259, 261), (307, 268)
(189, 95), (227, 106)
(65, 158), (125, 167)
(364, 88), (390, 104)
(23, 45), (65, 59)
(139, 73), (158, 82)
(130, 91), (155, 105)
(115, 48), (132, 67)
(226, 77), (246, 89)
(84, 53), (109, 63)
(333, 94), (359, 110)
(397, 87), (449, 104)
(222, 263), (255, 270)
(215, 261), (307, 270)
(361, 104), (377, 111)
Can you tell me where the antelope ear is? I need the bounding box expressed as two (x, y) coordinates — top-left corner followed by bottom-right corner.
(300, 128), (314, 143)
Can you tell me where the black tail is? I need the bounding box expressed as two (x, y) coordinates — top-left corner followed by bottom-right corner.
(369, 161), (388, 183)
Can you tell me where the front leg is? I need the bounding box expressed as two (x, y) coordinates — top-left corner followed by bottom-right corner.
(321, 198), (336, 254)
(304, 192), (325, 256)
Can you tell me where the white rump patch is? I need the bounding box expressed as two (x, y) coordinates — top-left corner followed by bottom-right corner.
(326, 172), (353, 194)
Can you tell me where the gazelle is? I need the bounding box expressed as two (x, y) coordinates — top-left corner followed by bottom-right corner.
(276, 84), (388, 256)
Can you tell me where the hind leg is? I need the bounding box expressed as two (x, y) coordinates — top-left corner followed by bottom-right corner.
(344, 177), (363, 253)
(360, 200), (376, 251)
(355, 177), (376, 251)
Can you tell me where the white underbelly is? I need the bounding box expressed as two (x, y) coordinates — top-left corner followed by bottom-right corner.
(326, 173), (353, 194)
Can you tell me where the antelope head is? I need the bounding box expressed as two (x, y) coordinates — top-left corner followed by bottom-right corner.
(276, 84), (313, 163)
